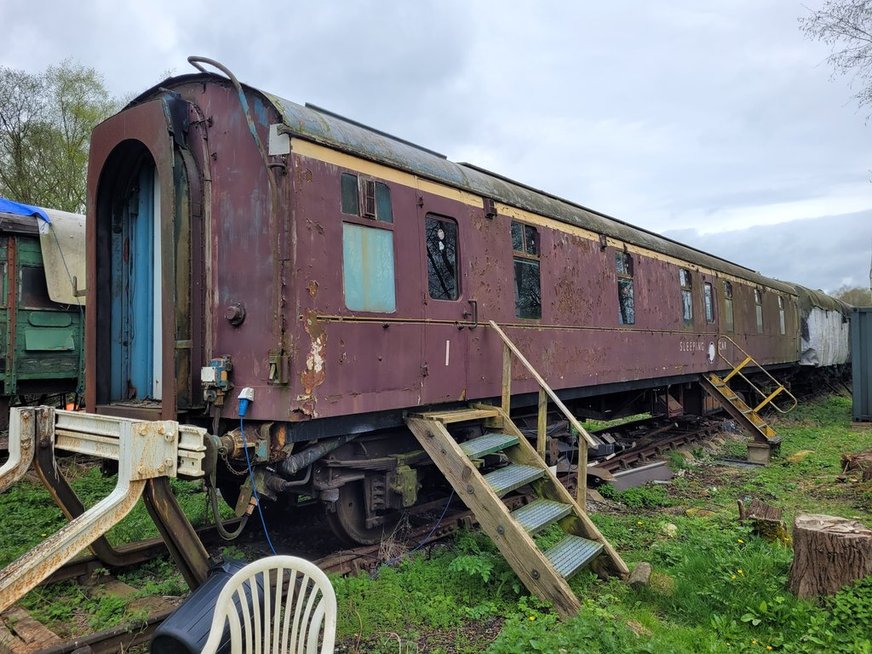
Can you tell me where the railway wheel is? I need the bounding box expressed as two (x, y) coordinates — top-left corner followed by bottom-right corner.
(325, 481), (399, 546)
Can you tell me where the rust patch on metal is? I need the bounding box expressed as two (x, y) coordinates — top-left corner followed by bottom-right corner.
(298, 309), (327, 416)
(306, 279), (319, 297)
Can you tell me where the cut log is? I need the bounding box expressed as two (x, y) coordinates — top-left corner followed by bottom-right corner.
(788, 514), (872, 598)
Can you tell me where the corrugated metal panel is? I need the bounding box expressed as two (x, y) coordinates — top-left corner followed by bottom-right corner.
(851, 308), (872, 421)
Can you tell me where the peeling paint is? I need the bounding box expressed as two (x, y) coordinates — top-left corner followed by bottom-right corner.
(298, 309), (327, 416)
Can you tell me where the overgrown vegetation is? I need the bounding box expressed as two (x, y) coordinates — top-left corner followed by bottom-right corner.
(1, 394), (870, 651)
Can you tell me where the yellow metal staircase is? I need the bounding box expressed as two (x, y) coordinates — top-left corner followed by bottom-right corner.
(700, 336), (797, 446)
(406, 405), (627, 619)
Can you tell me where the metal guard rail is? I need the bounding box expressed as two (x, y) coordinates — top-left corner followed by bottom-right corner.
(717, 335), (798, 414)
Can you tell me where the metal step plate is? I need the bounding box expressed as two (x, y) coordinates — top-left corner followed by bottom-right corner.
(545, 534), (604, 579)
(484, 464), (543, 497)
(460, 433), (518, 459)
(512, 499), (572, 534)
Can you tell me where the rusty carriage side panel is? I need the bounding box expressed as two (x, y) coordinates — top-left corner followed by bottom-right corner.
(87, 78), (297, 424)
(284, 139), (800, 420)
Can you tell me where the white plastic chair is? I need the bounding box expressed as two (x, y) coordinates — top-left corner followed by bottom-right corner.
(201, 555), (337, 654)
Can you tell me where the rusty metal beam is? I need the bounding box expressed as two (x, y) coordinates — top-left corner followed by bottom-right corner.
(0, 408), (35, 493)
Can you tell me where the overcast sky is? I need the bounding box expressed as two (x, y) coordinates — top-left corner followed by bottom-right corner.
(2, 0), (870, 292)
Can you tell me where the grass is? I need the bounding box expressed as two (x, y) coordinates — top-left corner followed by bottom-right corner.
(331, 394), (872, 653)
(1, 394), (871, 651)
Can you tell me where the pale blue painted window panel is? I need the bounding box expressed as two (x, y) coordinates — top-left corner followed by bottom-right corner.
(342, 223), (396, 312)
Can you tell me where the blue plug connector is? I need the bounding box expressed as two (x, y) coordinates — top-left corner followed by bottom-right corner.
(238, 387), (255, 417)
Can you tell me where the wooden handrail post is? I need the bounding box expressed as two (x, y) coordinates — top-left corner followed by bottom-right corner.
(577, 435), (587, 511)
(501, 343), (512, 415)
(537, 388), (547, 459)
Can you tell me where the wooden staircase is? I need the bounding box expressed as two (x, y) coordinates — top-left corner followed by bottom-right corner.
(406, 405), (628, 619)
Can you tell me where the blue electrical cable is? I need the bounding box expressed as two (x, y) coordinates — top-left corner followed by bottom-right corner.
(387, 490), (455, 566)
(239, 413), (277, 555)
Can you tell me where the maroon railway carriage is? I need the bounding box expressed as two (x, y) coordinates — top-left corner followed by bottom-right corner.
(85, 63), (800, 542)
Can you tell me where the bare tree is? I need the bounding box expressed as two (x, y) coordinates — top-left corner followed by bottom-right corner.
(0, 60), (116, 213)
(800, 1), (872, 116)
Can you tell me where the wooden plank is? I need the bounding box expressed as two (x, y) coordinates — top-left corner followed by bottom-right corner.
(412, 407), (501, 423)
(0, 607), (62, 653)
(406, 416), (582, 618)
(501, 343), (511, 415)
(537, 389), (547, 459)
(475, 404), (628, 578)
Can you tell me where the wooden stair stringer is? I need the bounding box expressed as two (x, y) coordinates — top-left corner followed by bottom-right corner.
(405, 416), (582, 618)
(699, 375), (780, 445)
(475, 404), (629, 578)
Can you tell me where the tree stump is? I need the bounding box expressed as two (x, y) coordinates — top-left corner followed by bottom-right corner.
(737, 498), (790, 544)
(788, 514), (872, 598)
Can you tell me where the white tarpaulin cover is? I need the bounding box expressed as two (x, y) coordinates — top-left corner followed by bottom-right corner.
(38, 208), (85, 306)
(801, 307), (850, 366)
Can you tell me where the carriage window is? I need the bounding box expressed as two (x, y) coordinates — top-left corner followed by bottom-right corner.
(723, 281), (734, 332)
(340, 174), (392, 222)
(425, 215), (459, 300)
(512, 221), (540, 319)
(703, 282), (715, 323)
(755, 289), (764, 333)
(375, 183), (393, 223)
(778, 296), (786, 335)
(342, 223), (396, 312)
(341, 173), (359, 215)
(20, 266), (54, 309)
(679, 269), (693, 323)
(616, 251), (635, 325)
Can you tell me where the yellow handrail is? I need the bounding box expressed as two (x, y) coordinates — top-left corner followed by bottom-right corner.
(716, 335), (798, 414)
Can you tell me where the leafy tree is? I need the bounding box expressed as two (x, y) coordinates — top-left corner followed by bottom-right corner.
(0, 60), (117, 213)
(833, 285), (872, 305)
(799, 0), (872, 116)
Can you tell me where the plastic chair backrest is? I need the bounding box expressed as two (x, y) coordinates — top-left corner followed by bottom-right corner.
(200, 555), (337, 654)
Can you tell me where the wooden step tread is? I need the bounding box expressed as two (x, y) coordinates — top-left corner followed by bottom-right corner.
(545, 534), (603, 579)
(512, 499), (573, 534)
(461, 433), (518, 459)
(414, 407), (502, 424)
(484, 464), (544, 497)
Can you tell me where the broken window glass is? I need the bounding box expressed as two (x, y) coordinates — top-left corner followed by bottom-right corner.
(512, 221), (541, 319)
(755, 289), (764, 333)
(778, 297), (786, 334)
(616, 251), (635, 325)
(704, 282), (714, 323)
(680, 269), (693, 323)
(724, 281), (734, 332)
(514, 258), (541, 319)
(425, 214), (459, 300)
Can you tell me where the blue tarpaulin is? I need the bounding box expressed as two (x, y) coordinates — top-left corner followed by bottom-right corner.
(0, 197), (51, 224)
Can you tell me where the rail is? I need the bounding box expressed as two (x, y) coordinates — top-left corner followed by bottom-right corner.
(717, 335), (798, 414)
(489, 320), (595, 509)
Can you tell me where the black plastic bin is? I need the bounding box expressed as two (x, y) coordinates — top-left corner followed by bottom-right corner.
(150, 560), (260, 654)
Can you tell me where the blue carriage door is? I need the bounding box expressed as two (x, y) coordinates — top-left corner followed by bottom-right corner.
(110, 160), (163, 401)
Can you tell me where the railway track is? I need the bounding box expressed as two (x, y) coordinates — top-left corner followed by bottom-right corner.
(1, 419), (725, 653)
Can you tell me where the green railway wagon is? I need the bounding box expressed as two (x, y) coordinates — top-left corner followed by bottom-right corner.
(0, 199), (85, 427)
